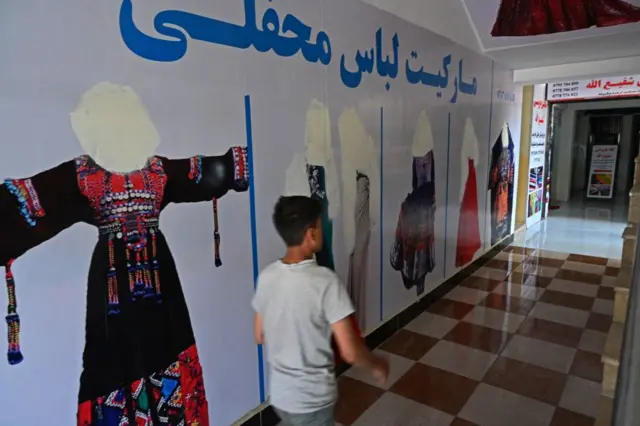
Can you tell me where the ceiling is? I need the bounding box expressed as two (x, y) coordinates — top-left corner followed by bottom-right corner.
(364, 0), (640, 77)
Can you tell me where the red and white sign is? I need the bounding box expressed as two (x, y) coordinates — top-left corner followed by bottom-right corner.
(548, 76), (640, 102)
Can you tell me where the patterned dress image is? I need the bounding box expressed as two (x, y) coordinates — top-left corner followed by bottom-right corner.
(489, 128), (515, 246)
(390, 151), (436, 297)
(455, 158), (481, 267)
(0, 147), (249, 426)
(306, 164), (335, 271)
(491, 0), (640, 37)
(347, 172), (371, 327)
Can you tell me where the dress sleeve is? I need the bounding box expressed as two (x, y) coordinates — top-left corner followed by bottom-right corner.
(162, 146), (249, 204)
(0, 160), (90, 365)
(162, 146), (250, 266)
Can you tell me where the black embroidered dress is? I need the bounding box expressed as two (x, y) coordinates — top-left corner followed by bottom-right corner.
(0, 147), (249, 426)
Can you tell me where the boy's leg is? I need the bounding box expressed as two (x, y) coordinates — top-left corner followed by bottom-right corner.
(275, 406), (335, 426)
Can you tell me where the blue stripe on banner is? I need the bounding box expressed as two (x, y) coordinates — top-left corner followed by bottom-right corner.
(444, 113), (451, 278)
(244, 95), (266, 403)
(485, 61), (495, 251)
(379, 107), (384, 323)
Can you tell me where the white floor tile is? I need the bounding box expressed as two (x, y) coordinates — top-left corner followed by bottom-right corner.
(592, 299), (614, 316)
(559, 376), (601, 418)
(345, 349), (414, 390)
(463, 306), (526, 333)
(459, 384), (555, 426)
(403, 312), (459, 339)
(529, 302), (590, 328)
(473, 267), (510, 281)
(445, 287), (490, 305)
(493, 282), (545, 300)
(353, 392), (454, 426)
(493, 252), (525, 263)
(561, 261), (606, 275)
(421, 340), (498, 381)
(547, 279), (599, 298)
(501, 335), (577, 374)
(578, 330), (607, 355)
(514, 264), (559, 278)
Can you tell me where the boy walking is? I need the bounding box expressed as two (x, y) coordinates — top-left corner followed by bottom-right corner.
(252, 196), (389, 426)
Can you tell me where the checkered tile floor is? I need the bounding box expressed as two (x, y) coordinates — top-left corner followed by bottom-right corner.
(335, 246), (617, 426)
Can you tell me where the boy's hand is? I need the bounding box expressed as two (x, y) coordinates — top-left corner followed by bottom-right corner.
(372, 356), (389, 387)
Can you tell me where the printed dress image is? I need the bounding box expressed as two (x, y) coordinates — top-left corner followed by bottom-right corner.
(347, 172), (371, 326)
(390, 151), (436, 296)
(491, 0), (640, 37)
(307, 164), (335, 271)
(456, 119), (482, 267)
(1, 148), (249, 426)
(489, 123), (515, 246)
(338, 107), (380, 330)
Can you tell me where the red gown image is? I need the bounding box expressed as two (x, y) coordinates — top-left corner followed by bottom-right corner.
(1, 148), (249, 426)
(455, 159), (482, 267)
(492, 0), (640, 37)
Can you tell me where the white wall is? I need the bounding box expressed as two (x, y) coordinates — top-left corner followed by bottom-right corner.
(551, 99), (640, 202)
(0, 1), (521, 424)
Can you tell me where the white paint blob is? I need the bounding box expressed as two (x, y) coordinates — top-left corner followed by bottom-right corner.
(70, 81), (160, 173)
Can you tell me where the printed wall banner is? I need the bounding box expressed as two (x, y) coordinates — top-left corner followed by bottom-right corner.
(548, 76), (640, 102)
(0, 1), (523, 424)
(526, 84), (547, 227)
(587, 145), (619, 199)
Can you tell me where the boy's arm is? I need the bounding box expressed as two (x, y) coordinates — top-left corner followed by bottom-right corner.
(254, 313), (264, 345)
(323, 276), (389, 385)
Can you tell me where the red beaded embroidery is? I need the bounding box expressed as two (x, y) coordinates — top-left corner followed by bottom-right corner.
(75, 156), (167, 314)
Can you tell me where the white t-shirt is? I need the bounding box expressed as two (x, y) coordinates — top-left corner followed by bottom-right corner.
(252, 260), (355, 413)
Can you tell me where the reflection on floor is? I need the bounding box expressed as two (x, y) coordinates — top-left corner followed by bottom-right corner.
(513, 197), (627, 259)
(335, 246), (618, 426)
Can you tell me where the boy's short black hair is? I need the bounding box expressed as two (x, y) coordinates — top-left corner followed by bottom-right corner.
(273, 196), (322, 247)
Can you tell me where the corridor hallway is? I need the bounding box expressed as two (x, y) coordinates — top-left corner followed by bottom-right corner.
(331, 199), (625, 426)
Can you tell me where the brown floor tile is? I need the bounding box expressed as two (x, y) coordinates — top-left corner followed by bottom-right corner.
(390, 363), (478, 415)
(538, 289), (596, 311)
(379, 329), (439, 361)
(480, 293), (536, 315)
(555, 269), (602, 286)
(567, 254), (609, 266)
(483, 258), (517, 271)
(518, 317), (583, 348)
(550, 407), (595, 426)
(570, 350), (604, 383)
(597, 286), (615, 300)
(444, 322), (511, 354)
(483, 357), (568, 405)
(460, 277), (502, 292)
(586, 312), (613, 333)
(426, 299), (476, 320)
(604, 266), (620, 277)
(451, 419), (479, 426)
(521, 257), (566, 268)
(506, 272), (553, 288)
(335, 377), (385, 425)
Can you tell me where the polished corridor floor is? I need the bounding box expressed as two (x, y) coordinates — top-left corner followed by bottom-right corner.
(332, 200), (624, 426)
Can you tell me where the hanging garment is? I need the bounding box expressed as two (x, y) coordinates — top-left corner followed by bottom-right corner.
(306, 164), (335, 271)
(390, 151), (436, 297)
(489, 128), (515, 246)
(347, 172), (371, 328)
(456, 158), (482, 267)
(491, 0), (640, 37)
(0, 147), (249, 426)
